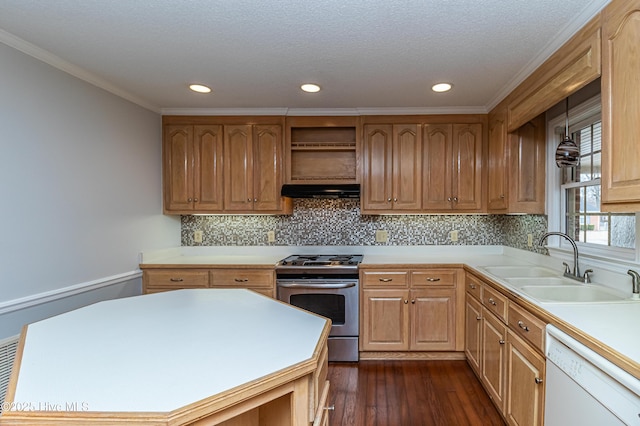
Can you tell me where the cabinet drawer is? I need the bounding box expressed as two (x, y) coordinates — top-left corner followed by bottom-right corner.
(361, 270), (409, 288)
(210, 269), (274, 288)
(144, 270), (209, 290)
(482, 285), (508, 322)
(465, 274), (483, 300)
(411, 269), (457, 287)
(508, 303), (546, 353)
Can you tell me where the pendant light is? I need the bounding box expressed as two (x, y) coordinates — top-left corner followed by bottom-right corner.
(555, 97), (580, 168)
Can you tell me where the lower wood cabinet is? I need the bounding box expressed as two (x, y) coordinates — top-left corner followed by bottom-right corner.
(465, 272), (546, 426)
(360, 267), (463, 354)
(142, 267), (275, 297)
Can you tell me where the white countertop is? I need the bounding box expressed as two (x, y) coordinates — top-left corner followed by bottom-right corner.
(10, 289), (328, 413)
(138, 245), (640, 377)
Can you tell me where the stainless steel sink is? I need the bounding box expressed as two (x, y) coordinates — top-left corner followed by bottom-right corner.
(519, 284), (628, 303)
(482, 265), (558, 278)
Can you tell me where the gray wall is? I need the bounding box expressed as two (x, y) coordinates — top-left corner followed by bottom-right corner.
(0, 43), (180, 337)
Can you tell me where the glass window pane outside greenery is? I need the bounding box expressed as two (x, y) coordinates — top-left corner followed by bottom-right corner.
(563, 120), (634, 249)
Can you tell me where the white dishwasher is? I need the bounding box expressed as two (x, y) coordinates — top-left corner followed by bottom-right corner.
(545, 325), (640, 425)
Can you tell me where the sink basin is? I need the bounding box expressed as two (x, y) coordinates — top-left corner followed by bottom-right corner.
(482, 265), (558, 278)
(506, 277), (571, 288)
(520, 285), (628, 303)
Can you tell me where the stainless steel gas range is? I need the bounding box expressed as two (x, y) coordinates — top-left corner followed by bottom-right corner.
(276, 254), (362, 362)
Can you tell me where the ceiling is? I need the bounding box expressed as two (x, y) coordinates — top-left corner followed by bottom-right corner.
(0, 0), (610, 114)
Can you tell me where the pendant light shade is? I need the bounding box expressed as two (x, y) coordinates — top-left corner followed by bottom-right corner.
(555, 97), (580, 168)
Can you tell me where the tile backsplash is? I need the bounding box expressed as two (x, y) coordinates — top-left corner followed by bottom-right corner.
(181, 199), (548, 253)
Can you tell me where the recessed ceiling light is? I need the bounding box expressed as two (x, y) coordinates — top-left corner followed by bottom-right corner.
(301, 83), (321, 93)
(432, 83), (452, 93)
(189, 84), (212, 93)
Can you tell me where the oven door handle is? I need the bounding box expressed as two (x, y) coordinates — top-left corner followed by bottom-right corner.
(277, 282), (357, 289)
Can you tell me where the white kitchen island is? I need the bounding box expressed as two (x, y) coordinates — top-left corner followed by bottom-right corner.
(1, 289), (331, 425)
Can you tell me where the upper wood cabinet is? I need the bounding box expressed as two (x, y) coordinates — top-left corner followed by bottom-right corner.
(487, 110), (546, 214)
(162, 117), (291, 215)
(224, 124), (287, 212)
(362, 124), (422, 212)
(423, 123), (484, 212)
(163, 124), (223, 213)
(601, 0), (640, 211)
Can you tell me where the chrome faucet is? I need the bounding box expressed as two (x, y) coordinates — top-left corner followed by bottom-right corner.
(627, 270), (640, 299)
(539, 232), (591, 283)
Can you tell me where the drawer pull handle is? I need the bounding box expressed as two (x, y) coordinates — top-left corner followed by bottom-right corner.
(534, 378), (543, 384)
(170, 278), (184, 282)
(379, 278), (393, 282)
(476, 316), (482, 321)
(324, 405), (335, 411)
(517, 320), (530, 332)
(488, 298), (497, 306)
(469, 284), (476, 289)
(499, 339), (505, 345)
(426, 277), (441, 282)
(234, 278), (249, 282)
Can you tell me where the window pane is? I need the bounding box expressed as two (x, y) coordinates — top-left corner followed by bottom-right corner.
(592, 152), (601, 179)
(584, 214), (606, 245)
(611, 215), (636, 249)
(579, 156), (593, 182)
(586, 185), (600, 212)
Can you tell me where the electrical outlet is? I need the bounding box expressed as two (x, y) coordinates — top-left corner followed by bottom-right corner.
(194, 230), (203, 243)
(267, 231), (276, 243)
(375, 230), (389, 243)
(450, 230), (459, 242)
(527, 233), (533, 247)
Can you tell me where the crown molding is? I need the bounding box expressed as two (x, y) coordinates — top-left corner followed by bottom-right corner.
(160, 106), (489, 116)
(160, 107), (289, 116)
(0, 29), (161, 113)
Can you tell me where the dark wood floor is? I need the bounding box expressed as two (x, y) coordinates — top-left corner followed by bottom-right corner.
(327, 360), (505, 426)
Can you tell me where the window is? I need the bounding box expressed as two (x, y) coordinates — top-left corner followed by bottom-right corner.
(561, 121), (635, 249)
(552, 96), (636, 255)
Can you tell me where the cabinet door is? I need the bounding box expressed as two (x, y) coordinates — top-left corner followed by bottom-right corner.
(193, 125), (223, 211)
(410, 288), (455, 351)
(465, 295), (483, 375)
(224, 125), (253, 211)
(506, 330), (545, 426)
(452, 123), (483, 211)
(362, 125), (393, 211)
(163, 125), (194, 212)
(392, 124), (422, 210)
(601, 0), (640, 209)
(361, 289), (409, 351)
(423, 124), (453, 210)
(487, 109), (508, 211)
(482, 308), (507, 414)
(253, 125), (283, 211)
(509, 115), (545, 214)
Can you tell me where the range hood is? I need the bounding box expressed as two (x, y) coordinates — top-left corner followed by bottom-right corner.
(281, 184), (360, 199)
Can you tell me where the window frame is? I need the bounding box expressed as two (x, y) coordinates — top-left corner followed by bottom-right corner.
(545, 94), (639, 264)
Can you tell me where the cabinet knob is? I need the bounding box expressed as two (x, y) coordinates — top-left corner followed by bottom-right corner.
(254, 198), (257, 202)
(404, 299), (409, 304)
(411, 299), (415, 304)
(188, 198), (193, 202)
(469, 284), (476, 289)
(448, 197), (452, 202)
(500, 194), (505, 199)
(499, 339), (505, 345)
(534, 378), (543, 384)
(247, 198), (251, 202)
(453, 197), (458, 202)
(488, 298), (497, 306)
(517, 320), (530, 332)
(193, 198), (198, 202)
(387, 198), (392, 202)
(393, 198), (398, 202)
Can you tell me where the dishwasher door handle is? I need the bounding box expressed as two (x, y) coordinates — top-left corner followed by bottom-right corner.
(277, 282), (356, 290)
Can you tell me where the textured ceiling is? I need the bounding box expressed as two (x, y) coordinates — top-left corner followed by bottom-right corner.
(0, 0), (610, 113)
